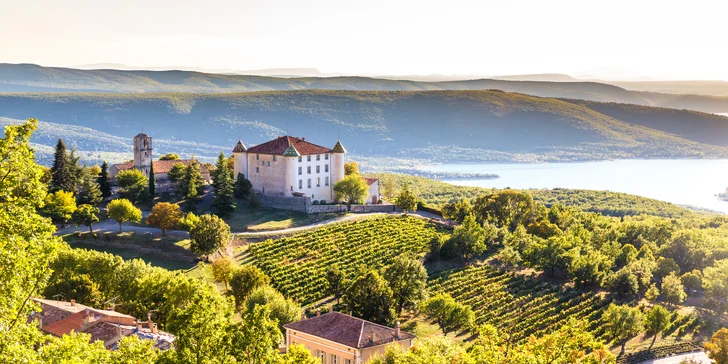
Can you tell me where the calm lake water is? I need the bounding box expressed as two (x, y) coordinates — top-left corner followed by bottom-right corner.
(422, 159), (728, 214)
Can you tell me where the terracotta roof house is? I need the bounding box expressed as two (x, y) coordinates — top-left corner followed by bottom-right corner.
(110, 133), (211, 193)
(283, 312), (415, 364)
(31, 298), (174, 350)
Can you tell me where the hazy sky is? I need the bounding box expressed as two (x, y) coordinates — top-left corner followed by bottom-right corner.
(1, 0), (727, 80)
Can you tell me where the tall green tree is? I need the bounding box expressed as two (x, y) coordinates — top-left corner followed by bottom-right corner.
(234, 173), (253, 199)
(229, 266), (270, 309)
(421, 293), (475, 335)
(703, 259), (728, 314)
(97, 161), (112, 199)
(449, 214), (487, 260)
(603, 304), (644, 352)
(184, 158), (204, 209)
(0, 119), (63, 360)
(334, 174), (369, 208)
(116, 169), (149, 203)
(148, 160), (155, 197)
(645, 305), (670, 347)
(189, 214), (231, 260)
(41, 190), (77, 228)
(343, 269), (396, 326)
(77, 177), (103, 206)
(395, 183), (418, 215)
(229, 305), (284, 364)
(244, 285), (302, 332)
(212, 152), (236, 218)
(472, 189), (538, 231)
(50, 138), (71, 193)
(661, 272), (686, 306)
(325, 264), (347, 305)
(71, 204), (100, 237)
(106, 199), (142, 233)
(383, 254), (428, 316)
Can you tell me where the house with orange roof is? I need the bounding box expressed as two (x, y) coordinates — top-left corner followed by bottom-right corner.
(31, 298), (174, 350)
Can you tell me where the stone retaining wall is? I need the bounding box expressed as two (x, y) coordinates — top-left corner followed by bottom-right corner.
(257, 193), (397, 214)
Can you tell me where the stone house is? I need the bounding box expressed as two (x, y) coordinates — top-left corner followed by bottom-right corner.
(283, 312), (415, 364)
(110, 133), (211, 192)
(31, 298), (174, 350)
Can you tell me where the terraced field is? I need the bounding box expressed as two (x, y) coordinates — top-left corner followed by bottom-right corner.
(250, 216), (446, 304)
(429, 265), (613, 342)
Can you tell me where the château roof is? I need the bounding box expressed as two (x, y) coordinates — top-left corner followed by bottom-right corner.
(232, 140), (247, 153)
(134, 133), (149, 139)
(246, 136), (333, 156)
(112, 160), (210, 175)
(283, 312), (415, 349)
(332, 140), (347, 154)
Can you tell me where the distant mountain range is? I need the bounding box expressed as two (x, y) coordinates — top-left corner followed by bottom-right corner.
(2, 90), (727, 167)
(3, 64), (728, 113)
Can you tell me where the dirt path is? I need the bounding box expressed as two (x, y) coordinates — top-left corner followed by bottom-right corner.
(55, 217), (188, 237)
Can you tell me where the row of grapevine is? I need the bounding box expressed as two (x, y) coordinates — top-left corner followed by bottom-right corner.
(429, 265), (612, 343)
(249, 216), (445, 304)
(615, 341), (703, 364)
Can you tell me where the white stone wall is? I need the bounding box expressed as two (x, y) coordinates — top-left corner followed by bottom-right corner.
(247, 153), (287, 196)
(367, 180), (380, 204)
(233, 152), (249, 180)
(330, 152), (345, 200)
(293, 153), (334, 202)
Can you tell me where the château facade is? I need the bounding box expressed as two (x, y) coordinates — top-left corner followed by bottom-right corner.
(232, 136), (349, 203)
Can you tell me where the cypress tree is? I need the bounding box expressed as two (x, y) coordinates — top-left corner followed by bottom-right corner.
(184, 157), (203, 210)
(77, 177), (103, 206)
(148, 161), (156, 197)
(97, 161), (112, 199)
(234, 173), (253, 199)
(50, 138), (69, 192)
(212, 152), (236, 218)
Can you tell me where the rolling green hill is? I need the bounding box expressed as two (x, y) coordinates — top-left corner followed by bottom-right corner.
(1, 90), (727, 165)
(5, 64), (728, 113)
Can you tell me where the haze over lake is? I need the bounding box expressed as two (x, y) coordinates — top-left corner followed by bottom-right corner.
(423, 159), (728, 214)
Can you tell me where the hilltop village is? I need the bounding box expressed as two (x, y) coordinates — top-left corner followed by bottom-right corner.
(4, 118), (728, 364)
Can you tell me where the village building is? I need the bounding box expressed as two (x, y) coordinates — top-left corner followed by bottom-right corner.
(283, 312), (415, 364)
(110, 133), (211, 192)
(30, 298), (174, 350)
(232, 136), (380, 204)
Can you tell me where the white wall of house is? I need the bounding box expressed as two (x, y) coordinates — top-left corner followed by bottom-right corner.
(294, 153), (334, 202)
(367, 180), (380, 204)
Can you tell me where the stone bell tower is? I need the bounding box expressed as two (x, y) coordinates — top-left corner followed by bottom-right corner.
(133, 133), (153, 175)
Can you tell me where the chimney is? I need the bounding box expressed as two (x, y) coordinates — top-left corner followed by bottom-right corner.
(300, 309), (306, 321)
(369, 330), (376, 344)
(135, 320), (142, 331)
(147, 312), (154, 331)
(302, 137), (305, 141)
(83, 309), (92, 325)
(316, 310), (320, 317)
(151, 323), (158, 334)
(395, 322), (400, 340)
(70, 299), (76, 306)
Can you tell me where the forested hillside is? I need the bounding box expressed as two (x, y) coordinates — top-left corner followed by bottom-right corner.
(2, 90), (728, 166)
(5, 63), (728, 113)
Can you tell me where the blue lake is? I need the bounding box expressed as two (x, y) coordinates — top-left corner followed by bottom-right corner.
(421, 159), (728, 214)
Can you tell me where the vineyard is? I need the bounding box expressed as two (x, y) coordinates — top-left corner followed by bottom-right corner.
(428, 265), (613, 342)
(249, 216), (446, 304)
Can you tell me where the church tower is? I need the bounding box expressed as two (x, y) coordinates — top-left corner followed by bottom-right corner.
(133, 133), (153, 176)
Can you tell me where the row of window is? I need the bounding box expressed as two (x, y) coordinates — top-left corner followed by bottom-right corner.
(254, 164), (330, 174)
(313, 350), (352, 364)
(299, 177), (329, 189)
(299, 154), (328, 162)
(254, 154), (329, 162)
(298, 164), (329, 175)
